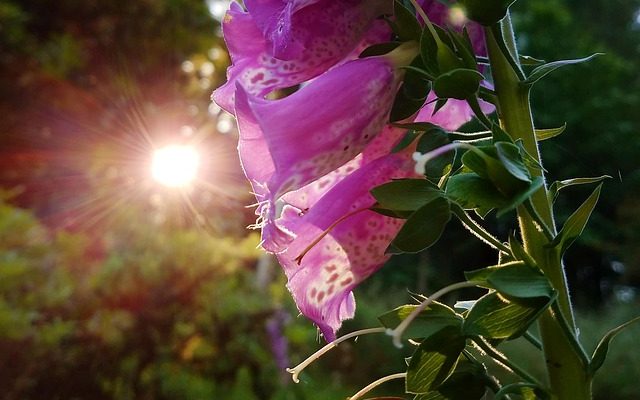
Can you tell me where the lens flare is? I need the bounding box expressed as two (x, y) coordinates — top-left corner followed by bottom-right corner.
(151, 145), (200, 187)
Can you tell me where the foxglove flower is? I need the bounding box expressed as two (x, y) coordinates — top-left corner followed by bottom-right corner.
(213, 0), (389, 113)
(234, 54), (406, 252)
(215, 0), (492, 340)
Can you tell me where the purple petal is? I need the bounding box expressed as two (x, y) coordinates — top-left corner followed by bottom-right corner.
(213, 0), (389, 113)
(415, 90), (495, 130)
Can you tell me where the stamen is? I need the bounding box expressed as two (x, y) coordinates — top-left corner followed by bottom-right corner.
(348, 372), (407, 400)
(286, 327), (386, 383)
(388, 281), (480, 348)
(294, 206), (370, 265)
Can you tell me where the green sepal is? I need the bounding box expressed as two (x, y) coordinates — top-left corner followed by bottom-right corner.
(447, 28), (477, 70)
(494, 383), (550, 400)
(524, 53), (603, 85)
(371, 179), (443, 212)
(388, 197), (451, 254)
(390, 57), (431, 122)
(548, 175), (611, 203)
(462, 291), (555, 340)
(359, 41), (402, 58)
(589, 315), (640, 376)
(391, 0), (422, 41)
(464, 260), (554, 300)
(378, 302), (463, 341)
(406, 327), (466, 394)
(392, 130), (423, 153)
(413, 358), (487, 400)
(548, 184), (602, 254)
(459, 0), (518, 26)
(416, 128), (453, 182)
(495, 142), (531, 182)
(519, 55), (546, 66)
(446, 173), (509, 211)
(535, 123), (567, 141)
(495, 177), (544, 217)
(433, 68), (483, 100)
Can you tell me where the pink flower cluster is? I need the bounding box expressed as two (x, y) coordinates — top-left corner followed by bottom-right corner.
(213, 0), (487, 341)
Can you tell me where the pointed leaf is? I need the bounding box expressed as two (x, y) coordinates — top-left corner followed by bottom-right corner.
(589, 315), (640, 376)
(378, 302), (463, 341)
(389, 197), (451, 254)
(535, 124), (567, 141)
(360, 41), (402, 58)
(496, 177), (544, 217)
(548, 175), (611, 203)
(463, 292), (554, 340)
(392, 0), (422, 41)
(487, 263), (555, 299)
(495, 142), (531, 182)
(494, 383), (550, 400)
(392, 130), (423, 153)
(433, 69), (484, 100)
(417, 129), (453, 182)
(406, 327), (466, 394)
(446, 173), (508, 211)
(549, 184), (602, 254)
(524, 54), (603, 85)
(414, 358), (487, 400)
(372, 179), (443, 211)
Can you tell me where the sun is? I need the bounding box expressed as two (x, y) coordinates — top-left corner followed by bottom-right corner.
(151, 145), (200, 187)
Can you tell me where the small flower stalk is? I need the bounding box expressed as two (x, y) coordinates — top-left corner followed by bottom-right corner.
(213, 1), (637, 399)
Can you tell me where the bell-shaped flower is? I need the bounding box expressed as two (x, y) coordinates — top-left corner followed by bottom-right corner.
(213, 0), (389, 113)
(234, 54), (407, 252)
(274, 128), (417, 341)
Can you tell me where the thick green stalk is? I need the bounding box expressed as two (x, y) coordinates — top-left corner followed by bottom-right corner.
(485, 14), (592, 399)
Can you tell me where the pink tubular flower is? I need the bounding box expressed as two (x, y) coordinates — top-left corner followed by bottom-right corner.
(214, 0), (493, 340)
(213, 0), (390, 113)
(234, 55), (402, 253)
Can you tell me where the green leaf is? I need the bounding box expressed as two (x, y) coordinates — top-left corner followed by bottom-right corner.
(524, 53), (603, 85)
(487, 263), (554, 299)
(392, 0), (422, 41)
(391, 57), (431, 122)
(494, 383), (550, 400)
(463, 292), (553, 340)
(447, 28), (476, 70)
(389, 197), (451, 254)
(433, 68), (484, 100)
(491, 124), (514, 144)
(508, 233), (536, 267)
(392, 129), (423, 153)
(417, 128), (452, 182)
(535, 124), (567, 141)
(496, 177), (544, 217)
(406, 327), (466, 394)
(519, 55), (546, 66)
(371, 179), (443, 212)
(589, 315), (640, 376)
(495, 142), (531, 182)
(446, 173), (508, 211)
(459, 0), (518, 26)
(549, 184), (602, 254)
(378, 302), (463, 341)
(420, 23), (440, 75)
(414, 358), (487, 400)
(548, 175), (611, 203)
(464, 262), (520, 286)
(359, 41), (402, 58)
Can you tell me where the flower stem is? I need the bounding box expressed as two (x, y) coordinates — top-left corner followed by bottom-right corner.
(286, 327), (386, 383)
(348, 372), (407, 400)
(388, 281), (479, 348)
(485, 14), (592, 399)
(451, 204), (511, 255)
(473, 336), (544, 388)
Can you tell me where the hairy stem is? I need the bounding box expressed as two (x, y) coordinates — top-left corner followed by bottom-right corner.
(485, 14), (592, 399)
